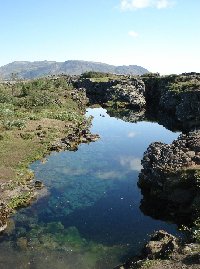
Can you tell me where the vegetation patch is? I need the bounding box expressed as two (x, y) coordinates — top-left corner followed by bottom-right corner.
(80, 71), (122, 82)
(0, 76), (89, 222)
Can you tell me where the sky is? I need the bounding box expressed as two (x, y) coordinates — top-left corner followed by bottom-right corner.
(0, 0), (200, 74)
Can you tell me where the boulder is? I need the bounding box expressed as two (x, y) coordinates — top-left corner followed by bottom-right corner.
(138, 129), (200, 222)
(142, 230), (179, 259)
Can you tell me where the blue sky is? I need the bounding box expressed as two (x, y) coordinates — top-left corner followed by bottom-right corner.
(0, 0), (200, 74)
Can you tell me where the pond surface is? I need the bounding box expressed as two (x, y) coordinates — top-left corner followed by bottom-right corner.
(0, 108), (180, 269)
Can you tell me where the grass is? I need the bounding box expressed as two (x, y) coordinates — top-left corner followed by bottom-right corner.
(80, 71), (122, 83)
(0, 76), (87, 210)
(168, 80), (200, 93)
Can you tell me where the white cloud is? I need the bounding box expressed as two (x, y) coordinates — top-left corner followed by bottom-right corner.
(120, 156), (142, 171)
(128, 30), (139, 38)
(127, 131), (137, 137)
(96, 171), (122, 180)
(156, 0), (171, 9)
(120, 0), (174, 10)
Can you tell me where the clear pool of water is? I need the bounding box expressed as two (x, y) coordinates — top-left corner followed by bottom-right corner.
(0, 108), (181, 269)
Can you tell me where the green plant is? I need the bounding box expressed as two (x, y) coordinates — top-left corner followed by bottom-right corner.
(28, 113), (41, 120)
(0, 89), (13, 103)
(7, 192), (32, 210)
(192, 219), (200, 243)
(168, 80), (200, 93)
(81, 71), (108, 78)
(3, 119), (26, 130)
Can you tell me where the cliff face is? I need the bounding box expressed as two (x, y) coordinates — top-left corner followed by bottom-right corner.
(74, 72), (200, 127)
(74, 76), (146, 109)
(103, 73), (200, 269)
(142, 73), (200, 127)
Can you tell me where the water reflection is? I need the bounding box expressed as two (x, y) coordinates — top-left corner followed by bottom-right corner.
(106, 106), (200, 132)
(119, 156), (142, 171)
(0, 108), (181, 269)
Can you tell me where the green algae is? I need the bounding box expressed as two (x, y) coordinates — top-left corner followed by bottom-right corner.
(5, 220), (127, 268)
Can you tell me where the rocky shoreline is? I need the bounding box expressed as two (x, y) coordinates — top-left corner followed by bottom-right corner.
(0, 76), (100, 233)
(0, 72), (200, 268)
(138, 129), (200, 221)
(114, 230), (200, 269)
(142, 72), (200, 130)
(0, 120), (100, 233)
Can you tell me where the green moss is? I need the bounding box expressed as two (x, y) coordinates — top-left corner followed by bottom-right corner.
(12, 221), (126, 267)
(8, 192), (33, 210)
(168, 80), (200, 93)
(140, 259), (161, 268)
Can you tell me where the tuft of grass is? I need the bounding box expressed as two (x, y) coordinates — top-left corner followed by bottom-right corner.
(3, 119), (26, 130)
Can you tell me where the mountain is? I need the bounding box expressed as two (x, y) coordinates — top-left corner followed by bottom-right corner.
(0, 60), (149, 79)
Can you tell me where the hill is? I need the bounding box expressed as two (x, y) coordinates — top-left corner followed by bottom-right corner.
(0, 60), (149, 79)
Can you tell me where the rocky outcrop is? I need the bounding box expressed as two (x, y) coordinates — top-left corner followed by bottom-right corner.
(74, 77), (146, 109)
(142, 73), (200, 127)
(114, 231), (200, 269)
(142, 230), (179, 259)
(138, 130), (200, 222)
(50, 119), (100, 151)
(72, 73), (200, 130)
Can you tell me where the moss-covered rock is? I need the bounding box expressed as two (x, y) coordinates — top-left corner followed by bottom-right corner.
(142, 72), (200, 127)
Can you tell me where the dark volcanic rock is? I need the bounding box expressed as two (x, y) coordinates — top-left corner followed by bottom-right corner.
(142, 73), (200, 128)
(50, 120), (100, 152)
(138, 129), (200, 222)
(114, 230), (200, 269)
(74, 76), (146, 109)
(142, 230), (179, 259)
(34, 180), (44, 190)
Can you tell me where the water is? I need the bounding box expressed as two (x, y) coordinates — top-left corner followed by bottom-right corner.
(0, 108), (180, 269)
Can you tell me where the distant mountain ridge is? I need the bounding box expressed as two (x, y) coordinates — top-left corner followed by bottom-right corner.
(0, 60), (149, 79)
